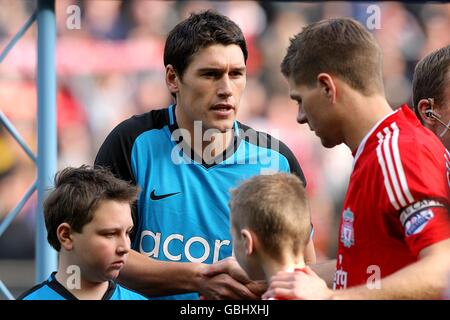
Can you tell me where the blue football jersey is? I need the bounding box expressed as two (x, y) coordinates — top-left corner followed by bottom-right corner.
(95, 105), (306, 300)
(19, 272), (148, 300)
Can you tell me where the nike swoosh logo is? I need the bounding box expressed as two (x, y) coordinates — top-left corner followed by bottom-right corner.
(150, 189), (180, 201)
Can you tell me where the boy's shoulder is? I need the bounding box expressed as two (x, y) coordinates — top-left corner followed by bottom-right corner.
(18, 272), (148, 300)
(18, 273), (66, 300)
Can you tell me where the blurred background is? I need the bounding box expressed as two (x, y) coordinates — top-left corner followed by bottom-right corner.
(0, 0), (449, 298)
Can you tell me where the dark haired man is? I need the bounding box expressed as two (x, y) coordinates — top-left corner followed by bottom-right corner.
(95, 10), (311, 300)
(413, 45), (450, 151)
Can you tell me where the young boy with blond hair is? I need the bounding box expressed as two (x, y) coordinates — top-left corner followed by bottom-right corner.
(229, 173), (314, 298)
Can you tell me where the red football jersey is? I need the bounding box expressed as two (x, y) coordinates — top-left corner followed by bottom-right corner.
(334, 105), (450, 290)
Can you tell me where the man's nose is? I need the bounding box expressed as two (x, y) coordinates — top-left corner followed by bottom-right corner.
(217, 75), (232, 98)
(297, 107), (308, 124)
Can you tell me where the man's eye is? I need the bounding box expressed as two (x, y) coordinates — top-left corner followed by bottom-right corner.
(203, 72), (218, 77)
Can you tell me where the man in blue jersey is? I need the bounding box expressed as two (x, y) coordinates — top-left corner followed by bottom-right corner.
(95, 10), (312, 300)
(19, 166), (147, 300)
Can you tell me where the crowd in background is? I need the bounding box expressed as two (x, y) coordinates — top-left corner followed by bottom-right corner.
(0, 0), (449, 261)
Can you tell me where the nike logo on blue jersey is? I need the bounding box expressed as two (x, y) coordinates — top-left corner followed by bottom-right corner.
(150, 190), (180, 200)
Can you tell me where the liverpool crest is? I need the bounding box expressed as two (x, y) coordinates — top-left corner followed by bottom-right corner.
(340, 208), (355, 248)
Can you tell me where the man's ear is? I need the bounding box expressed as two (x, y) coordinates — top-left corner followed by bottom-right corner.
(317, 73), (337, 103)
(417, 98), (435, 126)
(241, 229), (256, 256)
(165, 64), (180, 95)
(56, 223), (74, 251)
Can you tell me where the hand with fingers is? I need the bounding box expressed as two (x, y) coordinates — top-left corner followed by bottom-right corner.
(262, 266), (332, 300)
(199, 257), (267, 300)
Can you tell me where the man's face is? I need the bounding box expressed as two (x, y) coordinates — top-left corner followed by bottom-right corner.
(175, 44), (247, 132)
(71, 200), (134, 283)
(434, 85), (450, 150)
(287, 76), (342, 148)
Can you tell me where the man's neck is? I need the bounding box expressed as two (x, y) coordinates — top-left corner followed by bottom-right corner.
(174, 105), (234, 162)
(341, 93), (394, 153)
(56, 257), (110, 300)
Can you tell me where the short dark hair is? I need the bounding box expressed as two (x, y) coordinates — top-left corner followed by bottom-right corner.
(230, 173), (311, 261)
(164, 10), (248, 79)
(412, 45), (450, 123)
(281, 18), (383, 95)
(44, 165), (139, 251)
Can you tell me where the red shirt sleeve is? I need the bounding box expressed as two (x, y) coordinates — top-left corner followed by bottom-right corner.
(402, 206), (450, 257)
(396, 133), (450, 256)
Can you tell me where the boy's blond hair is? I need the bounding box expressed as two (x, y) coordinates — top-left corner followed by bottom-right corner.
(230, 173), (311, 261)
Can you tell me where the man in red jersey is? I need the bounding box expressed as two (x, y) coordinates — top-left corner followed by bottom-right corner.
(263, 18), (450, 299)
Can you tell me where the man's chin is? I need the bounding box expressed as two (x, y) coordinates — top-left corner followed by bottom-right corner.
(207, 120), (235, 133)
(320, 138), (340, 149)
